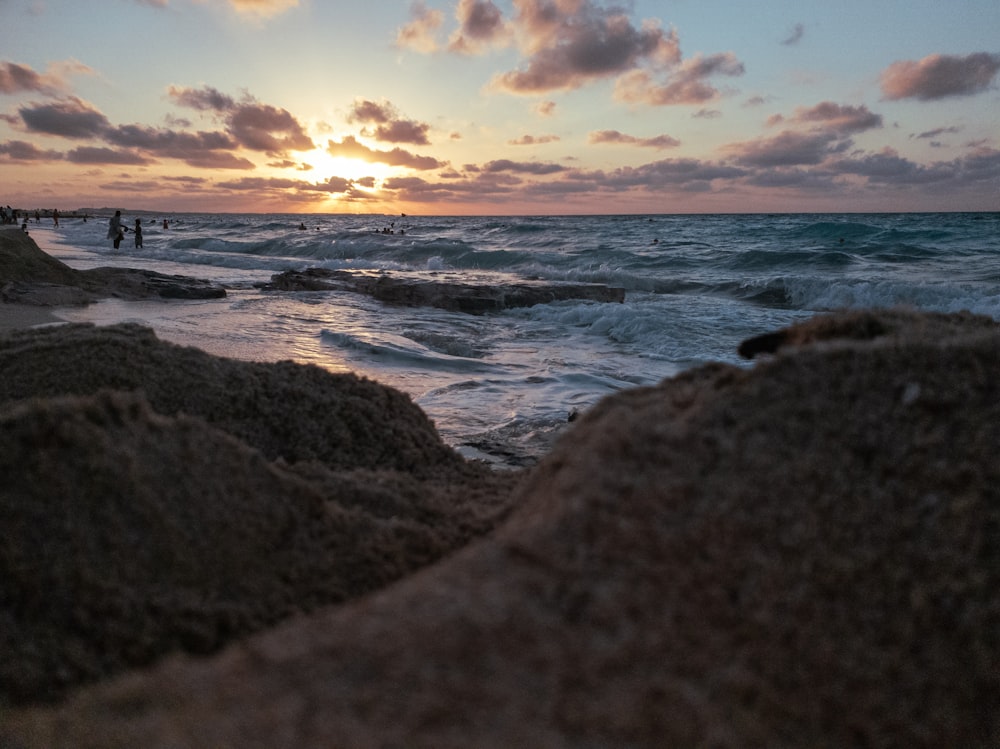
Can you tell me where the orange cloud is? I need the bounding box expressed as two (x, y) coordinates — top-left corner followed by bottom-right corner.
(228, 0), (299, 20)
(326, 136), (444, 170)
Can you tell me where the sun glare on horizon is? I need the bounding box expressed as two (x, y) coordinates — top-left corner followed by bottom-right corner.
(302, 149), (396, 187)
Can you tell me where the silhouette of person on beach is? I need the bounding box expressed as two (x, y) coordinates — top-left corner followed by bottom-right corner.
(163, 219), (169, 230)
(108, 210), (127, 250)
(134, 219), (143, 249)
(52, 208), (59, 227)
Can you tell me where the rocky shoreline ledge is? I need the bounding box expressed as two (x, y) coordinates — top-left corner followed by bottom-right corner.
(0, 227), (226, 305)
(260, 266), (625, 313)
(1, 229), (998, 747)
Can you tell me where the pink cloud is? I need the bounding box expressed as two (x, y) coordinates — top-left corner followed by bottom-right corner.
(0, 59), (92, 96)
(613, 53), (744, 106)
(482, 158), (566, 175)
(789, 102), (883, 134)
(490, 1), (680, 94)
(167, 84), (236, 112)
(0, 140), (63, 161)
(723, 130), (841, 167)
(396, 1), (445, 53)
(65, 146), (153, 165)
(448, 0), (510, 54)
(18, 97), (110, 139)
(509, 134), (561, 145)
(880, 52), (1000, 100)
(0, 61), (57, 95)
(589, 130), (680, 149)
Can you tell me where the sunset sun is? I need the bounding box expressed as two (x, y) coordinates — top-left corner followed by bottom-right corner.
(302, 149), (392, 188)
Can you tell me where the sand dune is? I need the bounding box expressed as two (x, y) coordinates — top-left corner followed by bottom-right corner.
(1, 231), (998, 747)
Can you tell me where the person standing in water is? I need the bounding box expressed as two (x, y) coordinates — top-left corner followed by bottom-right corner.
(133, 218), (143, 248)
(107, 210), (127, 250)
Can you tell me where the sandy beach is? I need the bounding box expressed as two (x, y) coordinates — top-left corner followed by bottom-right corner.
(1, 230), (998, 747)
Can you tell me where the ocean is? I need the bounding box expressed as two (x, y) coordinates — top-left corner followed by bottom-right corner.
(29, 211), (1000, 467)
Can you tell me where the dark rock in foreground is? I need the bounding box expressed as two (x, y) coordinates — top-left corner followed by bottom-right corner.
(0, 229), (225, 304)
(4, 309), (998, 748)
(261, 267), (625, 312)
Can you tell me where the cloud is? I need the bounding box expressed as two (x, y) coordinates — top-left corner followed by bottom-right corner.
(589, 130), (680, 149)
(482, 158), (566, 175)
(613, 52), (745, 105)
(347, 99), (431, 145)
(176, 151), (257, 169)
(0, 139), (63, 161)
(105, 124), (237, 152)
(781, 23), (804, 46)
(723, 130), (842, 167)
(832, 146), (1000, 191)
(228, 0), (299, 20)
(913, 126), (961, 140)
(18, 97), (111, 138)
(535, 100), (557, 117)
(880, 52), (1000, 100)
(102, 124), (257, 168)
(396, 1), (446, 53)
(448, 0), (510, 54)
(326, 136), (444, 169)
(167, 85), (236, 112)
(65, 146), (153, 165)
(788, 102), (883, 134)
(490, 2), (680, 94)
(227, 102), (314, 154)
(169, 85), (313, 155)
(509, 134), (560, 145)
(0, 61), (57, 95)
(0, 60), (93, 96)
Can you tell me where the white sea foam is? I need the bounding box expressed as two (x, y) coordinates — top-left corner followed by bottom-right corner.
(33, 211), (1000, 465)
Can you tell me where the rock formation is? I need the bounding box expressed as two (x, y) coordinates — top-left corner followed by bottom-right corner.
(261, 267), (625, 313)
(0, 229), (225, 305)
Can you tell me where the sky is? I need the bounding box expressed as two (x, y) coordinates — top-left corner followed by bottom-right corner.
(1, 0), (998, 215)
